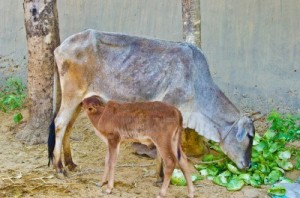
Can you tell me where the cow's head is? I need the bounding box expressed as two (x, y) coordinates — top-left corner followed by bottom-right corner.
(219, 116), (255, 169)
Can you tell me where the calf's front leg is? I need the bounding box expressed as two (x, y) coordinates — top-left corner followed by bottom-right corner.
(106, 142), (120, 193)
(99, 150), (110, 186)
(101, 136), (120, 194)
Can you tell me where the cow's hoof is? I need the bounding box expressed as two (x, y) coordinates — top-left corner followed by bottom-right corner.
(132, 143), (157, 158)
(67, 162), (78, 171)
(55, 171), (67, 179)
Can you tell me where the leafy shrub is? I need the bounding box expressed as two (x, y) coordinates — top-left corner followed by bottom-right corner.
(267, 111), (300, 142)
(0, 78), (26, 123)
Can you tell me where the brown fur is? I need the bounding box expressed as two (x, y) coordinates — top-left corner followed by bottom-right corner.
(82, 96), (194, 198)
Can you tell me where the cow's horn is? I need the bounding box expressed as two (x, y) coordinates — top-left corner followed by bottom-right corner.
(247, 111), (261, 116)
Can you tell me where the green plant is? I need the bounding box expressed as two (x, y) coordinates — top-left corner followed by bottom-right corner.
(267, 111), (300, 141)
(190, 111), (300, 191)
(0, 77), (26, 123)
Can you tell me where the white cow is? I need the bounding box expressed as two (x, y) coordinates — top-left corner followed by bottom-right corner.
(48, 29), (255, 174)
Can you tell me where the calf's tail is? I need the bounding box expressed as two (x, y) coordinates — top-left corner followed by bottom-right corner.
(48, 118), (56, 166)
(176, 112), (184, 161)
(176, 126), (183, 161)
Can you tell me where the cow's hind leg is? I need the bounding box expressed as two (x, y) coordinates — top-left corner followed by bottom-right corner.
(63, 105), (81, 171)
(53, 99), (81, 174)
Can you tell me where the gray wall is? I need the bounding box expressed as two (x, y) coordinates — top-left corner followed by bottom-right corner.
(0, 0), (299, 113)
(201, 0), (300, 113)
(0, 0), (27, 84)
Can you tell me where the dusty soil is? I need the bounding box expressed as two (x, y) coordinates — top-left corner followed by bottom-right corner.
(0, 109), (271, 198)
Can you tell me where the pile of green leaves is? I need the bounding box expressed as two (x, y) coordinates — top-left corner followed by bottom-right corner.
(174, 111), (300, 191)
(0, 78), (26, 123)
(171, 169), (202, 186)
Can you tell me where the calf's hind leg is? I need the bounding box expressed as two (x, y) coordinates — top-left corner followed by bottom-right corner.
(177, 148), (194, 198)
(156, 148), (176, 198)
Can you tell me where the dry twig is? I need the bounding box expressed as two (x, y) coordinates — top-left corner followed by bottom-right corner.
(117, 163), (155, 168)
(197, 157), (227, 164)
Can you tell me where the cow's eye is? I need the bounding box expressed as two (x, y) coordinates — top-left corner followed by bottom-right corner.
(88, 107), (93, 111)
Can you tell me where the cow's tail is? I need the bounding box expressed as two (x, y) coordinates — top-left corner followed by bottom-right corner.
(48, 49), (61, 167)
(48, 118), (56, 166)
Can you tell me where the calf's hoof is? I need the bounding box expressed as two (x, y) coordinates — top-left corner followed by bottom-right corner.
(156, 192), (166, 198)
(154, 179), (163, 187)
(96, 181), (108, 187)
(105, 188), (112, 194)
(188, 187), (195, 198)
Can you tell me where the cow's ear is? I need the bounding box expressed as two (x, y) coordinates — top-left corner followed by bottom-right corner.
(236, 128), (247, 142)
(236, 118), (248, 142)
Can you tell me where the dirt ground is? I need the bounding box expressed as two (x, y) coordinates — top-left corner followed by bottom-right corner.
(0, 109), (271, 198)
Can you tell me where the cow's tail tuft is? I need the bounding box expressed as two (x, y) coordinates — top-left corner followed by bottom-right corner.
(48, 118), (56, 166)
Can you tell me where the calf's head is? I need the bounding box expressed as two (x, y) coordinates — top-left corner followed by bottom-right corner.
(82, 96), (105, 119)
(220, 116), (255, 170)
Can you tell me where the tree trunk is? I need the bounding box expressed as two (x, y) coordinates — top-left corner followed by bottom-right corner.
(181, 0), (206, 156)
(16, 0), (60, 144)
(182, 0), (201, 47)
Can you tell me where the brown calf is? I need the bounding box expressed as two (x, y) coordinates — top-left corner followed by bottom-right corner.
(82, 96), (194, 198)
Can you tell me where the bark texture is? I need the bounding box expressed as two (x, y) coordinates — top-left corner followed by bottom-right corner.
(16, 0), (60, 144)
(181, 0), (206, 156)
(182, 0), (201, 47)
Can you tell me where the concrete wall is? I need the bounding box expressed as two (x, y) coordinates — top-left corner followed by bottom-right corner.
(201, 0), (300, 113)
(0, 0), (27, 84)
(0, 0), (299, 113)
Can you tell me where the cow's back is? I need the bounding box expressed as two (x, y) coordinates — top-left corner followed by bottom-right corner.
(55, 29), (198, 102)
(54, 29), (240, 142)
